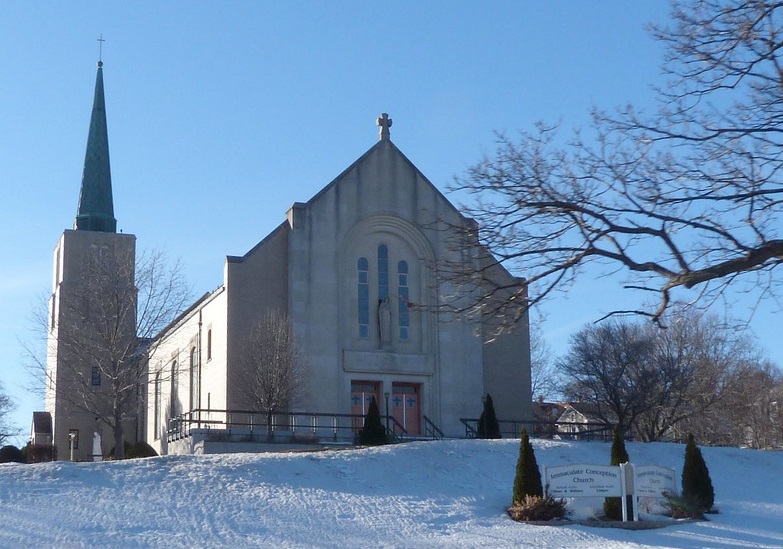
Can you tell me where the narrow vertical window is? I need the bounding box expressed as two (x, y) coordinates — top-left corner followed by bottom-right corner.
(154, 371), (161, 439)
(377, 245), (389, 300)
(207, 328), (213, 361)
(398, 260), (409, 340)
(170, 360), (178, 418)
(189, 347), (199, 411)
(357, 257), (369, 337)
(91, 366), (101, 386)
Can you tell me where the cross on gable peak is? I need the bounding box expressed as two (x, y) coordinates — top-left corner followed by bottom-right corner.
(376, 112), (392, 141)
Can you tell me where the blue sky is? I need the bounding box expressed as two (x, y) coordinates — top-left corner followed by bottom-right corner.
(2, 2), (777, 443)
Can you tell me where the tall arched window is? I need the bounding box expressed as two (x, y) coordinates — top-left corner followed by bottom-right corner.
(170, 360), (178, 418)
(398, 260), (410, 340)
(189, 347), (199, 411)
(357, 257), (369, 337)
(154, 370), (161, 439)
(377, 244), (389, 301)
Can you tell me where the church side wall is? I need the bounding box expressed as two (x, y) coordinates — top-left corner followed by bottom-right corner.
(480, 265), (533, 423)
(224, 226), (289, 410)
(145, 289), (227, 456)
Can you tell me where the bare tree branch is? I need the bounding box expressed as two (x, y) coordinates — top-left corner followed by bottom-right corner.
(449, 0), (783, 325)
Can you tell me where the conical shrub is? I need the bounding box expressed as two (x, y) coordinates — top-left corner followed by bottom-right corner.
(512, 429), (543, 504)
(682, 433), (714, 513)
(604, 426), (632, 520)
(359, 396), (386, 446)
(477, 393), (502, 439)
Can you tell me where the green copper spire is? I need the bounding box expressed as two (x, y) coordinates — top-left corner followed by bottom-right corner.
(75, 60), (117, 233)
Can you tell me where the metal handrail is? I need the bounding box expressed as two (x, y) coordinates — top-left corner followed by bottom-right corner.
(459, 418), (618, 441)
(166, 408), (412, 445)
(423, 415), (444, 440)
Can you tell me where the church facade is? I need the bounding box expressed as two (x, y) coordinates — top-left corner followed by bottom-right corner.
(146, 115), (532, 454)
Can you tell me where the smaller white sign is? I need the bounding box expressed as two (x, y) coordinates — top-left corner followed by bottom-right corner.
(545, 464), (623, 498)
(634, 465), (676, 498)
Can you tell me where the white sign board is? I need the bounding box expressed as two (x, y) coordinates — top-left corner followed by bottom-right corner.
(545, 464), (624, 497)
(634, 465), (677, 498)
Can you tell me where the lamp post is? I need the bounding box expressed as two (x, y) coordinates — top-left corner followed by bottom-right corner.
(384, 392), (390, 434)
(69, 432), (76, 461)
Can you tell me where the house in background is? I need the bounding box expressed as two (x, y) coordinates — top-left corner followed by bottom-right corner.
(29, 412), (53, 447)
(556, 402), (615, 441)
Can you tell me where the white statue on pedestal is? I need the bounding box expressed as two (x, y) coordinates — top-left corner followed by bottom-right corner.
(92, 431), (102, 462)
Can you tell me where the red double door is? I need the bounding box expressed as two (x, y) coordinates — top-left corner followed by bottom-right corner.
(351, 381), (421, 435)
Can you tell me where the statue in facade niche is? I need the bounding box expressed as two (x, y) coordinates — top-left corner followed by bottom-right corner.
(378, 297), (392, 348)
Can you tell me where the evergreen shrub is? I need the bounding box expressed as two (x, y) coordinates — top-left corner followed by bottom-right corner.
(127, 441), (158, 459)
(604, 426), (632, 520)
(512, 429), (543, 503)
(476, 394), (501, 439)
(680, 433), (715, 515)
(0, 445), (26, 463)
(359, 396), (386, 446)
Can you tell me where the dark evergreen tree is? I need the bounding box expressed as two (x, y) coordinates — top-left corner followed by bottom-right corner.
(359, 396), (386, 446)
(0, 445), (25, 463)
(512, 429), (543, 503)
(604, 426), (632, 520)
(477, 394), (502, 439)
(682, 433), (715, 512)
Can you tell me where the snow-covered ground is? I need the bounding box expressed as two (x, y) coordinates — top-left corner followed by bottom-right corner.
(0, 438), (781, 548)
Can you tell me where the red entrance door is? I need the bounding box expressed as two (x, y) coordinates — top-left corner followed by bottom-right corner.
(392, 382), (421, 435)
(351, 380), (380, 431)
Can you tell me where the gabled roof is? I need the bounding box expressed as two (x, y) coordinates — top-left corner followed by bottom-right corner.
(303, 137), (466, 221)
(31, 411), (52, 434)
(75, 61), (117, 233)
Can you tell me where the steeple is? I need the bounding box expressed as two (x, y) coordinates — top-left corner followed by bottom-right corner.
(75, 60), (117, 233)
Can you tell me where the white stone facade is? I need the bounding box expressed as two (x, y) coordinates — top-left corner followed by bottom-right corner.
(145, 134), (532, 454)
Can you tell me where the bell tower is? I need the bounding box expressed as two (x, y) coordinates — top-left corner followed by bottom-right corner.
(44, 59), (137, 461)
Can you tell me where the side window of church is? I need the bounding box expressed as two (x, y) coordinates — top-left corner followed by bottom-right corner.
(154, 371), (161, 439)
(398, 261), (409, 340)
(377, 245), (389, 300)
(357, 257), (369, 337)
(91, 366), (101, 386)
(170, 360), (178, 417)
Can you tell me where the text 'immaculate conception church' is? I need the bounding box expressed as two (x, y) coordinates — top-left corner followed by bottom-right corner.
(37, 61), (532, 459)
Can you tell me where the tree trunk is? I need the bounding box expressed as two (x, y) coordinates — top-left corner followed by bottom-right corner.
(113, 410), (124, 460)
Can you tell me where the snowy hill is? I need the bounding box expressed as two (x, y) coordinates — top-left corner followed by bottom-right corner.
(1, 439), (781, 548)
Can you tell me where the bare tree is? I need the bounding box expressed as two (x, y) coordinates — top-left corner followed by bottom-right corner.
(529, 322), (559, 401)
(451, 0), (783, 325)
(558, 311), (755, 441)
(689, 358), (783, 448)
(634, 311), (752, 442)
(558, 320), (657, 435)
(237, 310), (305, 436)
(0, 383), (19, 446)
(30, 248), (190, 460)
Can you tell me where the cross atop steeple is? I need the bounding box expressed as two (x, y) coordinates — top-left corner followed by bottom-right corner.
(97, 34), (105, 65)
(376, 113), (392, 141)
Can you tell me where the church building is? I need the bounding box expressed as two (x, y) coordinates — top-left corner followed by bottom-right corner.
(147, 113), (532, 454)
(38, 60), (532, 459)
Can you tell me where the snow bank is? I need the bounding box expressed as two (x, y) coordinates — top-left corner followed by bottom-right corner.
(0, 439), (781, 548)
